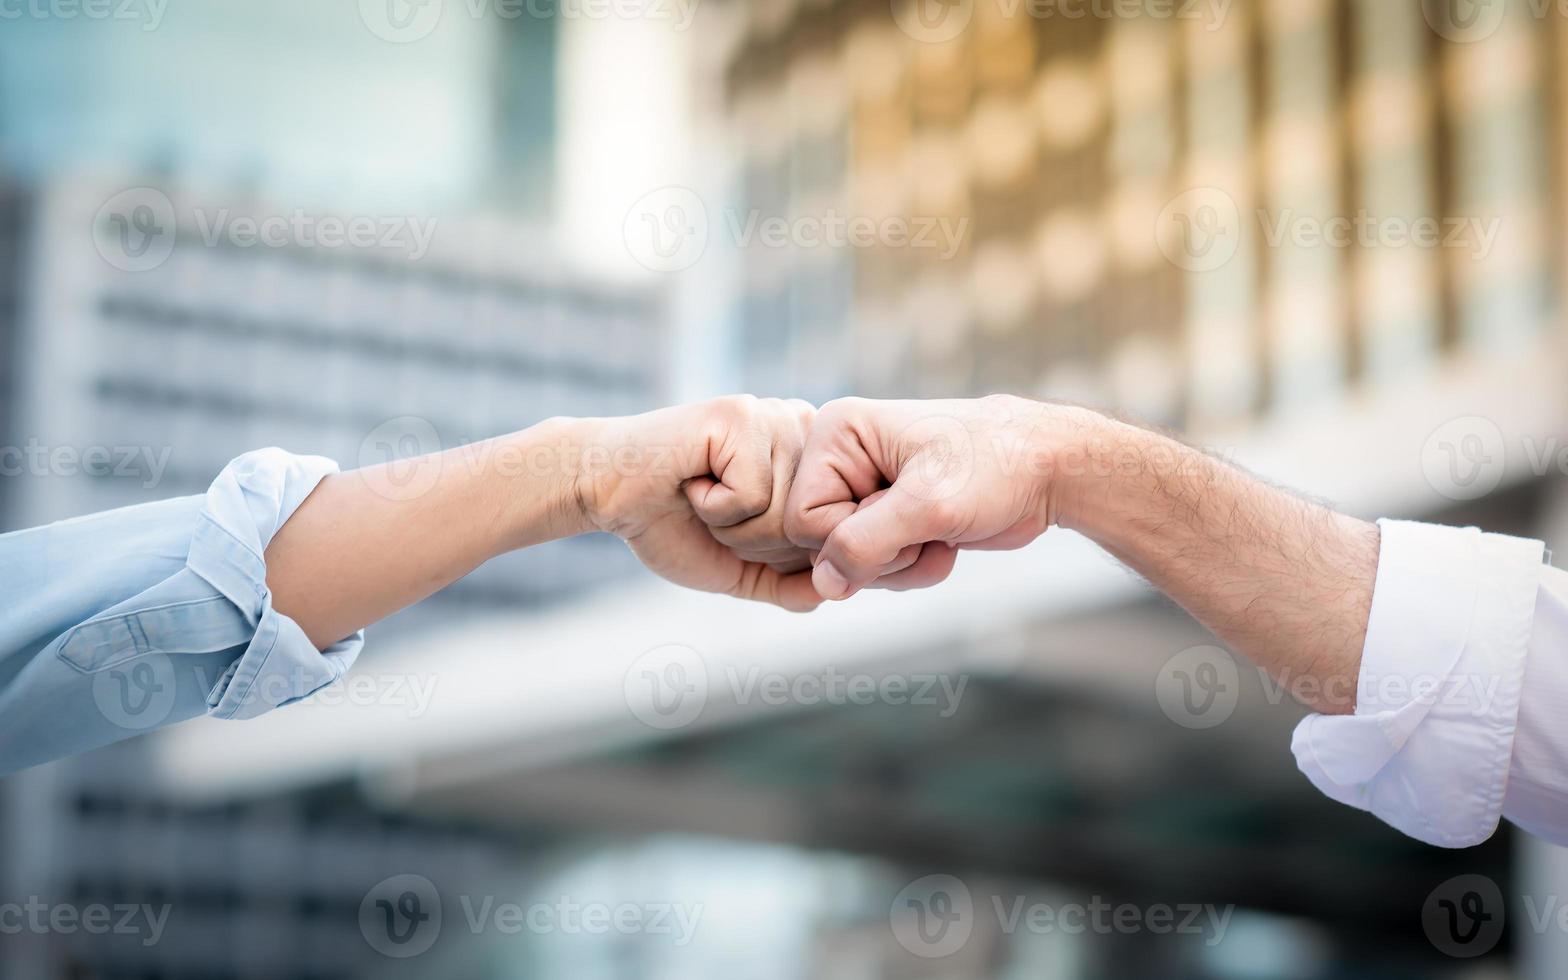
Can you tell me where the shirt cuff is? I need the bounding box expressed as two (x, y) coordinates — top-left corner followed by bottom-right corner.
(186, 448), (364, 719)
(1291, 519), (1544, 847)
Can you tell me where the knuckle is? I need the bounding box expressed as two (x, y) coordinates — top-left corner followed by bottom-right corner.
(782, 508), (811, 546)
(784, 507), (829, 549)
(831, 520), (878, 567)
(816, 397), (859, 424)
(736, 481), (771, 517)
(979, 392), (1021, 414)
(717, 393), (759, 421)
(921, 495), (963, 532)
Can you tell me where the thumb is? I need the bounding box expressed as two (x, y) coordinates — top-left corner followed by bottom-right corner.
(813, 482), (936, 599)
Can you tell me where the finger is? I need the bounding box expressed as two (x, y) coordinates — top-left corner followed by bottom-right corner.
(732, 545), (813, 566)
(784, 409), (885, 550)
(706, 503), (798, 552)
(764, 556), (813, 575)
(813, 483), (936, 599)
(802, 493), (917, 598)
(852, 491), (921, 577)
(802, 495), (917, 594)
(805, 542), (920, 601)
(880, 542), (923, 576)
(729, 561), (823, 612)
(683, 473), (763, 529)
(772, 569), (825, 612)
(867, 542), (958, 591)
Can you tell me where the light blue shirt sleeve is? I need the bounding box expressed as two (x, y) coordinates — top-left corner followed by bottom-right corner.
(0, 448), (365, 775)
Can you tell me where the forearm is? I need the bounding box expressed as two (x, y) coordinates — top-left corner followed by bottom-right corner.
(264, 418), (594, 648)
(1053, 415), (1380, 715)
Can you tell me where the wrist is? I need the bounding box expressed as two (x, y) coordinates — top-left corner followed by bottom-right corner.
(489, 416), (601, 551)
(1011, 401), (1129, 535)
(1046, 410), (1193, 547)
(568, 402), (706, 538)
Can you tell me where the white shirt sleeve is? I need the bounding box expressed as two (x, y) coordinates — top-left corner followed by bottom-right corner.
(1291, 518), (1559, 848)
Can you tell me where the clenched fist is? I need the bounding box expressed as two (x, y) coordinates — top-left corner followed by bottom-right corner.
(785, 395), (1106, 600)
(575, 395), (823, 611)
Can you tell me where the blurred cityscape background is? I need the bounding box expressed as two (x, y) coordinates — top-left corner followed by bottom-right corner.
(2, 0), (1567, 976)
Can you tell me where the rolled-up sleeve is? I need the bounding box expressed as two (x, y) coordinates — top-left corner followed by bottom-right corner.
(1291, 519), (1550, 847)
(0, 449), (363, 775)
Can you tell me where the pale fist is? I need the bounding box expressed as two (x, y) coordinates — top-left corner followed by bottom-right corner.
(577, 395), (822, 611)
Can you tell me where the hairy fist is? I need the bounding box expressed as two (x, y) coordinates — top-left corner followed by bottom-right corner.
(785, 395), (1093, 600)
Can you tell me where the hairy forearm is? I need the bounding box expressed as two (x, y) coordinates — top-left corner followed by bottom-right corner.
(1053, 416), (1380, 715)
(264, 418), (593, 649)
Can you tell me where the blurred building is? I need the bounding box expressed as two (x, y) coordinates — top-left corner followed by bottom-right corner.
(4, 1), (1568, 979)
(717, 0), (1558, 427)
